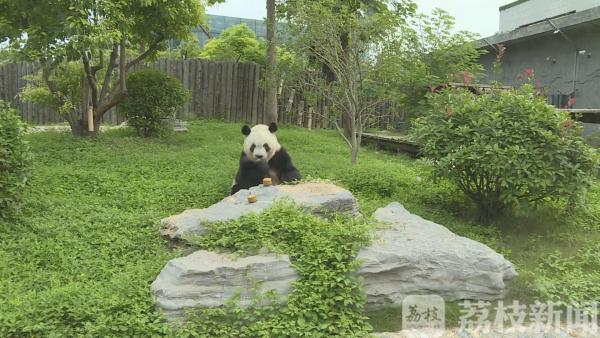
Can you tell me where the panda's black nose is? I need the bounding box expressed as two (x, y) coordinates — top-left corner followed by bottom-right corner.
(255, 154), (264, 159)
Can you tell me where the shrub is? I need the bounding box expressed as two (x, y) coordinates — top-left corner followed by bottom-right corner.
(413, 84), (598, 220)
(119, 69), (189, 137)
(0, 101), (31, 217)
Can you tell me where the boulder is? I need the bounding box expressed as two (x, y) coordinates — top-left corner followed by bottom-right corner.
(160, 182), (359, 240)
(153, 188), (517, 320)
(357, 202), (517, 307)
(150, 250), (297, 319)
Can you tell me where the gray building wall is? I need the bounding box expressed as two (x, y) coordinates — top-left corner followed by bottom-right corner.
(479, 23), (600, 110)
(478, 18), (600, 138)
(500, 0), (600, 31)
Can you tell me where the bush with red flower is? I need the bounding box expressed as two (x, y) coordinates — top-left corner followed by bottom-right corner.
(413, 84), (598, 220)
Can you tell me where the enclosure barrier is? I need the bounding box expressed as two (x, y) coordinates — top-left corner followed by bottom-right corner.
(0, 59), (400, 130)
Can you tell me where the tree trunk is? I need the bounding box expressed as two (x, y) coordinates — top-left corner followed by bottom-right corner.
(66, 114), (101, 137)
(265, 0), (278, 123)
(350, 144), (359, 164)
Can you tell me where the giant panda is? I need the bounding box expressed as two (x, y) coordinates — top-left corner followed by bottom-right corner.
(230, 122), (301, 195)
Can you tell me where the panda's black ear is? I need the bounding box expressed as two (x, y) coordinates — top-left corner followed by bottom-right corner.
(268, 122), (278, 133)
(242, 125), (251, 136)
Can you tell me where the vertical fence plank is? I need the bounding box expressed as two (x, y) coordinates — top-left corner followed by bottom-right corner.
(251, 64), (259, 125)
(314, 100), (320, 129)
(217, 62), (225, 119)
(183, 59), (190, 119)
(246, 64), (254, 123)
(201, 60), (209, 118)
(238, 63), (246, 122)
(297, 100), (304, 126)
(224, 62), (233, 121)
(239, 63), (245, 122)
(194, 59), (203, 118)
(228, 62), (236, 122)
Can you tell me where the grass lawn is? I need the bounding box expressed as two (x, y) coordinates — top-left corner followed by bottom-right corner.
(1, 120), (598, 336)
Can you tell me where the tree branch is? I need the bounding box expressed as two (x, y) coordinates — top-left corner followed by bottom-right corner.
(82, 50), (99, 109)
(91, 50), (104, 75)
(119, 38), (126, 91)
(333, 120), (352, 148)
(94, 90), (127, 118)
(124, 38), (162, 71)
(198, 23), (213, 39)
(100, 44), (119, 101)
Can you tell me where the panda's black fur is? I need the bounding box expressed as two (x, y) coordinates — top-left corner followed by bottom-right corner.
(231, 122), (300, 195)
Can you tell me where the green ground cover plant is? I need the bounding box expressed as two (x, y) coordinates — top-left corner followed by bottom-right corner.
(0, 120), (598, 336)
(185, 202), (372, 337)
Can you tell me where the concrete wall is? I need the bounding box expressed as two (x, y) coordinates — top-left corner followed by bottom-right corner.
(479, 23), (600, 137)
(479, 24), (600, 109)
(500, 0), (600, 31)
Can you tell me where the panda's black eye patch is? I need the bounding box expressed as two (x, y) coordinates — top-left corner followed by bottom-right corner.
(264, 143), (271, 152)
(250, 144), (256, 152)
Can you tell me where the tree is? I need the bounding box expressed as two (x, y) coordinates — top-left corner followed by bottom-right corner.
(372, 9), (484, 116)
(200, 23), (265, 63)
(161, 33), (204, 60)
(0, 0), (210, 136)
(265, 0), (278, 123)
(280, 0), (416, 163)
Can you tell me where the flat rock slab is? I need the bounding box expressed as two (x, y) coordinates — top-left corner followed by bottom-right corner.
(358, 202), (517, 307)
(150, 250), (297, 319)
(160, 182), (359, 241)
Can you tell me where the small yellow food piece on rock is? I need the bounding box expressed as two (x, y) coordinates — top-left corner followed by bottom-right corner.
(263, 177), (272, 186)
(247, 194), (257, 203)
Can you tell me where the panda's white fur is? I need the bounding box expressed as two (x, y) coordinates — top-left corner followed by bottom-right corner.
(243, 124), (282, 162)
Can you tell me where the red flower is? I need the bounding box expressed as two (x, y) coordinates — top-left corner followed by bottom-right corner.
(524, 68), (534, 78)
(461, 70), (473, 86)
(564, 119), (574, 129)
(495, 43), (506, 62)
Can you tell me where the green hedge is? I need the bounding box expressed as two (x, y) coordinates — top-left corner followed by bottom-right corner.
(0, 101), (31, 217)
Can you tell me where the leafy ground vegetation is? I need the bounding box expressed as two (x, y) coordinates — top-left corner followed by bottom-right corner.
(1, 120), (599, 336)
(186, 203), (372, 337)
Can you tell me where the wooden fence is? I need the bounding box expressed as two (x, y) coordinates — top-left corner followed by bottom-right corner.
(0, 59), (400, 129)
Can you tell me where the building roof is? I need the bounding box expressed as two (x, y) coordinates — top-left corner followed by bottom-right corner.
(499, 0), (530, 11)
(475, 6), (600, 49)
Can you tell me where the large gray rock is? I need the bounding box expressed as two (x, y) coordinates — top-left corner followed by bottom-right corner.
(160, 182), (359, 240)
(357, 202), (517, 307)
(150, 250), (297, 319)
(153, 192), (517, 320)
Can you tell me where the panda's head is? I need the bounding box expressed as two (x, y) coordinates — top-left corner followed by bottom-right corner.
(241, 122), (282, 162)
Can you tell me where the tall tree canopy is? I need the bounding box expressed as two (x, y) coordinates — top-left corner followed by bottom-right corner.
(0, 0), (212, 136)
(279, 0), (416, 163)
(372, 8), (484, 115)
(200, 23), (265, 63)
